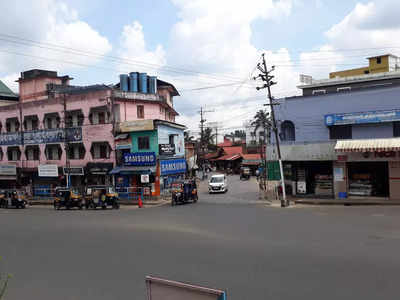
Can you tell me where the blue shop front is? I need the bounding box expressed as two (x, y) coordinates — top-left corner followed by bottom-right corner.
(160, 158), (187, 191)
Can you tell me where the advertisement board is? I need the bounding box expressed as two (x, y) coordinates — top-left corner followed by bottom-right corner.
(157, 125), (184, 157)
(124, 152), (156, 166)
(141, 174), (150, 183)
(0, 128), (82, 146)
(38, 164), (59, 177)
(63, 167), (84, 176)
(0, 165), (17, 176)
(160, 159), (186, 175)
(119, 120), (154, 132)
(325, 109), (400, 126)
(159, 144), (175, 156)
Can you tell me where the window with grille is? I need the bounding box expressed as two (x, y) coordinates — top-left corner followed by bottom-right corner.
(280, 121), (296, 141)
(46, 145), (61, 160)
(26, 147), (40, 160)
(137, 105), (144, 119)
(7, 147), (21, 161)
(169, 135), (175, 145)
(68, 144), (85, 159)
(138, 136), (150, 150)
(91, 143), (109, 159)
(329, 125), (352, 139)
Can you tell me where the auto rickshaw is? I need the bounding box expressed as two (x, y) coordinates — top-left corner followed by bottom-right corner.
(171, 179), (198, 206)
(0, 190), (27, 209)
(54, 187), (84, 210)
(84, 186), (120, 209)
(240, 167), (251, 180)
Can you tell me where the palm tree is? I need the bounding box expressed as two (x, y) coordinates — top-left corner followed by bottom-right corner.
(251, 110), (272, 144)
(184, 130), (195, 142)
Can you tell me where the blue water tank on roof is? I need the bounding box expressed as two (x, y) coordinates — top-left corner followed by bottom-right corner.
(129, 72), (138, 92)
(139, 73), (148, 93)
(120, 74), (129, 92)
(148, 76), (157, 94)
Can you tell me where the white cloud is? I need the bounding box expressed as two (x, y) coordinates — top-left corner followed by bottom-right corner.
(0, 0), (111, 77)
(324, 1), (400, 55)
(117, 21), (166, 74)
(297, 0), (400, 81)
(0, 73), (19, 93)
(168, 0), (298, 132)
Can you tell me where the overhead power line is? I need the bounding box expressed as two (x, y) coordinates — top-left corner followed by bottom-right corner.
(0, 33), (249, 83)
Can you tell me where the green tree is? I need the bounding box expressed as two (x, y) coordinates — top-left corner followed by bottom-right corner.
(251, 110), (272, 144)
(230, 130), (246, 138)
(184, 130), (195, 142)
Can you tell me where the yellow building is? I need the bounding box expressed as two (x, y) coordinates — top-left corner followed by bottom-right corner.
(329, 54), (400, 79)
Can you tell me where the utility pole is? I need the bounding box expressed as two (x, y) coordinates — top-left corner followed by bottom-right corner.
(63, 93), (70, 188)
(198, 107), (214, 179)
(254, 53), (288, 207)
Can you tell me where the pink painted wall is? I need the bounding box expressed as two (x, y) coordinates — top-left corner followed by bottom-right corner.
(0, 89), (115, 168)
(0, 79), (178, 168)
(117, 101), (167, 122)
(19, 77), (65, 102)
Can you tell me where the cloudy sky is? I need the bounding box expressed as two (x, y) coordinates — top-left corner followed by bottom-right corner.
(1, 0), (400, 136)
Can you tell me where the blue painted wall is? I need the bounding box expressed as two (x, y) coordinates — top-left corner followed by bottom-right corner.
(157, 124), (185, 157)
(273, 86), (400, 143)
(352, 123), (393, 139)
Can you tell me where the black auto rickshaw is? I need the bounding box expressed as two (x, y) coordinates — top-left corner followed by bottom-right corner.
(0, 190), (27, 209)
(171, 179), (198, 206)
(54, 187), (84, 210)
(240, 166), (251, 180)
(84, 186), (120, 209)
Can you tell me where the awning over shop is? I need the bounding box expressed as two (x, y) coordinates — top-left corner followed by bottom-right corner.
(87, 163), (113, 175)
(116, 144), (131, 150)
(115, 133), (129, 140)
(110, 166), (156, 175)
(241, 154), (261, 165)
(335, 138), (400, 152)
(242, 161), (261, 166)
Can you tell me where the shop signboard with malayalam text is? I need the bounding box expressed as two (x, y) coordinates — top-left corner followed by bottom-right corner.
(0, 128), (82, 146)
(160, 158), (186, 175)
(325, 109), (400, 126)
(63, 167), (84, 176)
(0, 165), (17, 176)
(38, 164), (59, 177)
(124, 152), (156, 166)
(159, 144), (175, 156)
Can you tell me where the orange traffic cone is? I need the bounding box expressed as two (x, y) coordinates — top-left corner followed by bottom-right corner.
(138, 195), (143, 208)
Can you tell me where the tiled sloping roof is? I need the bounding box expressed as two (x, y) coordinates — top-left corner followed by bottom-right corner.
(222, 146), (243, 156)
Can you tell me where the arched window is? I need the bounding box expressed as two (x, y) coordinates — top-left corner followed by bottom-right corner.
(280, 121), (295, 141)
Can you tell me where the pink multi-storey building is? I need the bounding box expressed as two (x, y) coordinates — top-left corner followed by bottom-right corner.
(0, 69), (179, 195)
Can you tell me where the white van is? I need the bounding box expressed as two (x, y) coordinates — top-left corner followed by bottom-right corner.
(208, 174), (228, 194)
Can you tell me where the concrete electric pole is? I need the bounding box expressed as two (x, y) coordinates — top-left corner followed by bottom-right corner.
(254, 53), (288, 207)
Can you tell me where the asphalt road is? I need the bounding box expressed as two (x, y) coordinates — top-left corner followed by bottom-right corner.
(1, 175), (400, 299)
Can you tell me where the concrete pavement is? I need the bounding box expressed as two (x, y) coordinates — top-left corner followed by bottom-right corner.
(1, 176), (400, 299)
